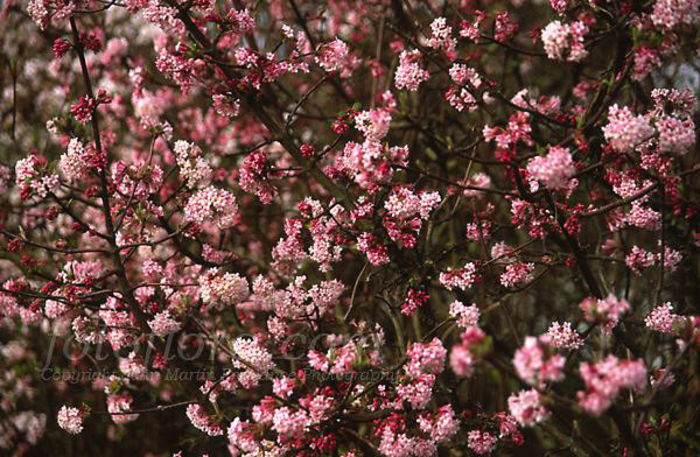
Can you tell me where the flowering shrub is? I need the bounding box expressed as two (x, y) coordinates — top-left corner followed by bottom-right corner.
(0, 0), (698, 455)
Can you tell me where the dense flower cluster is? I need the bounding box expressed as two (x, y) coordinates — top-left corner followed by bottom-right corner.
(395, 50), (430, 91)
(513, 336), (565, 387)
(184, 186), (239, 229)
(540, 20), (589, 62)
(577, 356), (648, 416)
(508, 389), (550, 427)
(526, 146), (576, 191)
(56, 406), (84, 435)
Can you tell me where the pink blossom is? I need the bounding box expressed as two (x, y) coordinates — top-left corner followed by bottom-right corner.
(549, 0), (570, 13)
(467, 430), (498, 454)
(397, 374), (435, 409)
(602, 105), (654, 153)
(231, 337), (275, 388)
(174, 140), (212, 188)
(545, 321), (583, 349)
(427, 17), (456, 56)
(405, 339), (447, 378)
(147, 311), (181, 337)
(200, 269), (249, 308)
(272, 406), (311, 438)
(238, 149), (278, 204)
(316, 38), (349, 72)
(508, 389), (550, 426)
(526, 146), (575, 191)
(580, 294), (630, 330)
(513, 336), (565, 386)
(449, 300), (480, 329)
(57, 406), (84, 435)
(212, 94), (240, 118)
(185, 404), (224, 436)
(357, 233), (390, 266)
(394, 50), (430, 91)
(645, 303), (686, 335)
(541, 20), (588, 62)
(625, 245), (656, 274)
(631, 46), (661, 81)
(651, 0), (700, 29)
(450, 344), (475, 378)
(107, 393), (139, 424)
(500, 262), (535, 288)
(577, 356), (647, 415)
(184, 186), (239, 229)
(440, 262), (478, 291)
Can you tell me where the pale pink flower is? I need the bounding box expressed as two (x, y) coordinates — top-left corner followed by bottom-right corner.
(57, 406), (84, 435)
(602, 105), (654, 153)
(500, 262), (535, 288)
(508, 389), (550, 426)
(645, 303), (686, 335)
(526, 146), (575, 191)
(184, 186), (238, 229)
(186, 404), (224, 436)
(513, 336), (565, 386)
(395, 50), (430, 91)
(577, 355), (647, 415)
(147, 311), (182, 337)
(541, 20), (588, 62)
(440, 262), (478, 291)
(449, 300), (480, 329)
(546, 321), (583, 349)
(467, 430), (498, 454)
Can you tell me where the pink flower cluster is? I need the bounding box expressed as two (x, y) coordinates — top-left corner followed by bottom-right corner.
(483, 112), (533, 152)
(316, 38), (350, 72)
(508, 389), (550, 427)
(579, 294), (630, 331)
(174, 140), (212, 188)
(577, 355), (647, 415)
(500, 261), (535, 288)
(238, 149), (278, 204)
(405, 339), (447, 378)
(199, 269), (250, 308)
(445, 64), (482, 111)
(15, 154), (59, 199)
(439, 262), (479, 291)
(602, 105), (654, 153)
(545, 321), (583, 349)
(185, 404), (224, 436)
(449, 300), (480, 329)
(513, 335), (565, 387)
(400, 288), (430, 316)
(427, 17), (456, 57)
(357, 232), (390, 266)
(212, 94), (240, 118)
(147, 311), (181, 337)
(56, 406), (84, 435)
(449, 305), (486, 378)
(394, 50), (430, 91)
(184, 186), (239, 229)
(526, 146), (576, 191)
(467, 430), (499, 454)
(231, 336), (275, 388)
(107, 393), (138, 425)
(651, 0), (700, 29)
(625, 245), (682, 275)
(541, 20), (589, 62)
(335, 140), (408, 192)
(383, 187), (441, 247)
(644, 303), (686, 335)
(651, 88), (696, 156)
